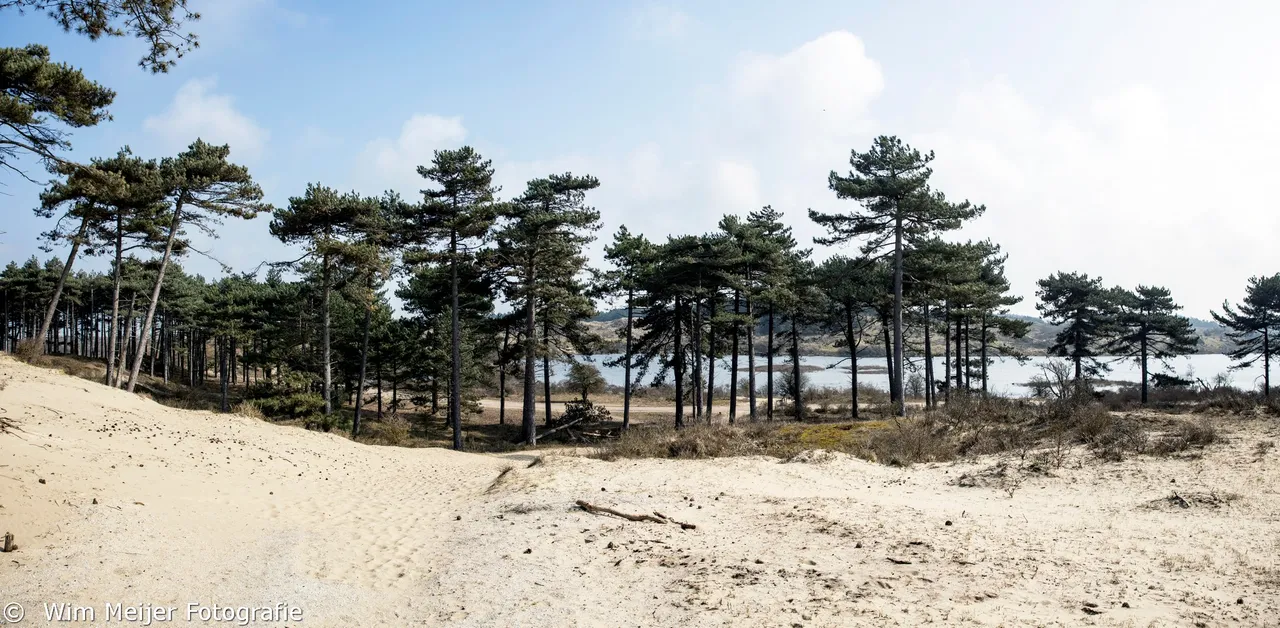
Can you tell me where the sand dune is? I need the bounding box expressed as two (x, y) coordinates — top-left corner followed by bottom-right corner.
(2, 356), (1278, 626)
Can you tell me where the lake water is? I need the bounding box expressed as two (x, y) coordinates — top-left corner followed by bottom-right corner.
(550, 353), (1268, 397)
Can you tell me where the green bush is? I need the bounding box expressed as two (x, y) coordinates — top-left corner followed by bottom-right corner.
(252, 392), (325, 421)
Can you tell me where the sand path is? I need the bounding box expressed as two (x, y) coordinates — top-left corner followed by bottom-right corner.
(2, 356), (1278, 626)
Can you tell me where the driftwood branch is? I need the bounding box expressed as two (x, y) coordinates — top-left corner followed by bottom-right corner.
(575, 501), (697, 529)
(653, 511), (697, 530)
(576, 500), (668, 524)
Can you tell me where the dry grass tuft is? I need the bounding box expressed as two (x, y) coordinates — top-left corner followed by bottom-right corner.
(485, 466), (516, 494)
(1150, 419), (1220, 456)
(358, 414), (413, 446)
(14, 338), (41, 362)
(232, 400), (266, 420)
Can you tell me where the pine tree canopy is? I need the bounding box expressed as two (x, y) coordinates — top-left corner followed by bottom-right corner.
(0, 44), (115, 179)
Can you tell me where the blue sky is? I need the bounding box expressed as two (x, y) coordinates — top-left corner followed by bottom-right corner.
(3, 0), (1279, 317)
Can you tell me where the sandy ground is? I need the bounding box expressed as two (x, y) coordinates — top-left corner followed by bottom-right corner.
(2, 355), (1279, 627)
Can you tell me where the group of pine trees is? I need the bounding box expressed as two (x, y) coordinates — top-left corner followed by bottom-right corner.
(6, 3), (1279, 454)
(11, 130), (1280, 453)
(3, 134), (1028, 448)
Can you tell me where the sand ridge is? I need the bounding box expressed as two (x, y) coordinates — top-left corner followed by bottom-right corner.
(2, 356), (1279, 626)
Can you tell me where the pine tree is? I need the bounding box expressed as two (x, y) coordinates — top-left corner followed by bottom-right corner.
(602, 226), (654, 430)
(349, 192), (395, 437)
(814, 255), (878, 418)
(30, 155), (124, 355)
(269, 183), (370, 412)
(1106, 285), (1198, 403)
(127, 140), (267, 393)
(630, 235), (702, 428)
(811, 136), (983, 416)
(492, 173), (601, 444)
(1212, 274), (1280, 398)
(1035, 271), (1117, 382)
(746, 207), (802, 421)
(397, 147), (499, 450)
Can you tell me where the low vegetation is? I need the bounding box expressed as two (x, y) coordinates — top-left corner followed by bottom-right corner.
(600, 392), (1224, 466)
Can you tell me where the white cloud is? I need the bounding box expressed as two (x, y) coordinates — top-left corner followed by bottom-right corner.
(143, 78), (268, 160)
(345, 28), (1279, 319)
(352, 114), (468, 196)
(630, 5), (691, 39)
(727, 31), (883, 144)
(350, 31), (885, 261)
(915, 77), (1279, 317)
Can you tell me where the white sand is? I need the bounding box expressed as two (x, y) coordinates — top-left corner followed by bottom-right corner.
(2, 355), (1278, 626)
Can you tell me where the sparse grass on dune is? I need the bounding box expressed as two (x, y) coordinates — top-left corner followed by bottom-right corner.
(600, 393), (1230, 466)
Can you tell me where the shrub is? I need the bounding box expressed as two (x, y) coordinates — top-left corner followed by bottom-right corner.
(1151, 419), (1219, 455)
(1197, 390), (1256, 414)
(14, 338), (40, 362)
(866, 418), (955, 466)
(253, 392), (325, 421)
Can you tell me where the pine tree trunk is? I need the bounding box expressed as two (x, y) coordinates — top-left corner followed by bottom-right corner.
(1073, 328), (1083, 382)
(692, 299), (702, 420)
(891, 213), (905, 416)
(113, 292), (136, 388)
(729, 290), (739, 424)
(35, 218), (89, 357)
(449, 231), (462, 450)
(846, 305), (859, 420)
(521, 263), (538, 444)
(1140, 335), (1149, 404)
(106, 218), (123, 386)
(623, 286), (634, 430)
(149, 310), (158, 377)
(542, 316), (552, 426)
(705, 299), (716, 420)
(924, 304), (934, 408)
(126, 201), (183, 392)
(791, 316), (803, 421)
(746, 294), (757, 420)
(674, 295), (684, 429)
(1263, 328), (1270, 399)
(944, 305), (951, 403)
(499, 323), (509, 426)
(882, 315), (895, 401)
(353, 285), (373, 438)
(955, 313), (963, 394)
(321, 249), (332, 414)
(220, 336), (229, 413)
(980, 314), (989, 395)
(767, 307), (775, 419)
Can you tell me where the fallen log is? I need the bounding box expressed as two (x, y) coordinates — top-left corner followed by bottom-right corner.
(575, 500), (668, 524)
(513, 414), (595, 445)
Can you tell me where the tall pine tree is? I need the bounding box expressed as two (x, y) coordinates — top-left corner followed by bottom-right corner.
(1212, 274), (1280, 397)
(811, 136), (982, 416)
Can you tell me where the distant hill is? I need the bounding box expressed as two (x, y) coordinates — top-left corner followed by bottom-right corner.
(590, 309), (1235, 355)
